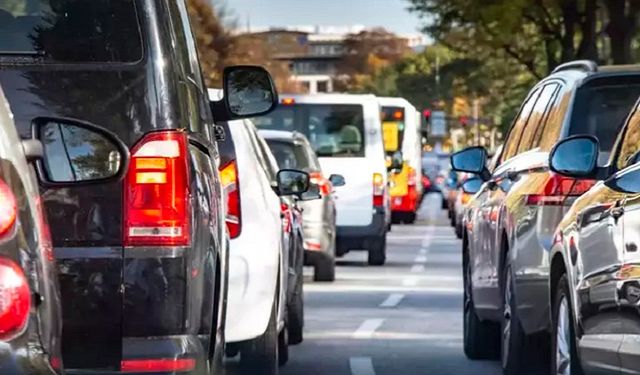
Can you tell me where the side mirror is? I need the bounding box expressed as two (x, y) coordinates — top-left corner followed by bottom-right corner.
(461, 177), (483, 195)
(36, 119), (129, 185)
(451, 147), (487, 174)
(329, 174), (345, 187)
(276, 169), (310, 197)
(211, 65), (279, 122)
(606, 164), (640, 194)
(549, 135), (599, 178)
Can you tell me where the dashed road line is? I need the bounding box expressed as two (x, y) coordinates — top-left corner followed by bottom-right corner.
(414, 254), (427, 263)
(379, 293), (405, 308)
(353, 319), (384, 339)
(349, 357), (376, 375)
(410, 264), (425, 273)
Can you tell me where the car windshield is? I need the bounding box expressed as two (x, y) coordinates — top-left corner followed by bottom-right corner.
(0, 0), (142, 62)
(569, 83), (640, 154)
(253, 103), (366, 157)
(266, 140), (311, 170)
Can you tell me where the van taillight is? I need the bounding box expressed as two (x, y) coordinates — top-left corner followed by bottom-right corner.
(525, 173), (595, 206)
(408, 166), (417, 186)
(0, 179), (17, 237)
(0, 258), (31, 340)
(373, 173), (385, 207)
(220, 161), (241, 239)
(309, 172), (332, 196)
(280, 203), (292, 233)
(124, 131), (191, 246)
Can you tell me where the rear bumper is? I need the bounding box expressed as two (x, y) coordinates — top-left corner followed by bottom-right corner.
(336, 208), (386, 255)
(0, 349), (59, 375)
(390, 187), (418, 213)
(66, 335), (207, 375)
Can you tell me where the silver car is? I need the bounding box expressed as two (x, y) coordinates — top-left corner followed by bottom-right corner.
(452, 62), (640, 374)
(260, 130), (345, 282)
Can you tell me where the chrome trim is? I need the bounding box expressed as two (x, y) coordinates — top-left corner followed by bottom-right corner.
(54, 247), (120, 259)
(124, 246), (187, 258)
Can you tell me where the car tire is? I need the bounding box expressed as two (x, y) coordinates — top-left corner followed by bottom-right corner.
(501, 263), (530, 375)
(463, 250), (500, 360)
(404, 212), (417, 224)
(367, 234), (386, 266)
(278, 319), (289, 367)
(288, 271), (305, 344)
(441, 197), (447, 210)
(551, 274), (583, 375)
(455, 224), (463, 239)
(240, 301), (279, 375)
(314, 254), (335, 282)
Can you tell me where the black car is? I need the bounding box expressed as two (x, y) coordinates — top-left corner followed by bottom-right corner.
(0, 1), (277, 373)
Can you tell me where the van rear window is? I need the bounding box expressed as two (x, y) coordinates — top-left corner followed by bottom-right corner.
(0, 0), (142, 62)
(254, 104), (366, 158)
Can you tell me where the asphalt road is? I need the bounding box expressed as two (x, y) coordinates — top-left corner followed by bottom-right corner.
(226, 193), (507, 375)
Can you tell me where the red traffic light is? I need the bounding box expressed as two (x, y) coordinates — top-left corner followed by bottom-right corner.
(422, 109), (431, 121)
(460, 116), (469, 127)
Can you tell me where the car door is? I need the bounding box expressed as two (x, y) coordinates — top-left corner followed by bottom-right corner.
(472, 87), (542, 310)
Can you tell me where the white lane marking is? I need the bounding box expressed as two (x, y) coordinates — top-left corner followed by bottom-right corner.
(414, 255), (427, 263)
(350, 357), (376, 375)
(410, 264), (425, 273)
(402, 277), (418, 287)
(379, 293), (404, 308)
(353, 319), (384, 339)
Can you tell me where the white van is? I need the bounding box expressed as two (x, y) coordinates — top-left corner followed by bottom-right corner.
(253, 94), (389, 265)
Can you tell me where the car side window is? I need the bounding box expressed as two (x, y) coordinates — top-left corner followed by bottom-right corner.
(616, 105), (640, 170)
(518, 83), (559, 153)
(500, 87), (542, 163)
(538, 87), (573, 151)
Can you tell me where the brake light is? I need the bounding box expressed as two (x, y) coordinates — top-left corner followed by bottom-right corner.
(124, 131), (191, 246)
(0, 258), (31, 340)
(0, 180), (17, 237)
(525, 173), (595, 206)
(373, 173), (385, 206)
(281, 98), (296, 105)
(310, 172), (332, 196)
(281, 203), (292, 233)
(220, 161), (241, 239)
(121, 358), (195, 373)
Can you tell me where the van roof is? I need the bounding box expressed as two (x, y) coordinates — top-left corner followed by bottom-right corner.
(278, 93), (379, 105)
(376, 96), (415, 109)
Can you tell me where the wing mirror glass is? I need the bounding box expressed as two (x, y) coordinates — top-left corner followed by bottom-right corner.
(211, 66), (278, 122)
(451, 147), (487, 174)
(277, 169), (310, 197)
(37, 120), (128, 184)
(461, 177), (483, 194)
(606, 164), (640, 194)
(329, 174), (345, 187)
(549, 135), (599, 177)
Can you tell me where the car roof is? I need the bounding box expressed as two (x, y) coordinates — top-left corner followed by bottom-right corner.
(258, 129), (310, 145)
(376, 96), (414, 109)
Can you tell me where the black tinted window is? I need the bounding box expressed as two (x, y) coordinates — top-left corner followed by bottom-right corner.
(0, 0), (142, 62)
(253, 104), (366, 158)
(570, 84), (640, 152)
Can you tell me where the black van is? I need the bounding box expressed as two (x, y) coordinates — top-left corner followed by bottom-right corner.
(0, 0), (278, 374)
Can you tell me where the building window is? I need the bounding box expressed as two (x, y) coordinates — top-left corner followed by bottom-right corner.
(317, 81), (328, 93)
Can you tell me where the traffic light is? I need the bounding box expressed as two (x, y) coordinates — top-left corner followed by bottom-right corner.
(460, 116), (469, 127)
(422, 109), (431, 123)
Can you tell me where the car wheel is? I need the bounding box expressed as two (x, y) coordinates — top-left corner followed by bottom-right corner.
(455, 224), (463, 239)
(314, 254), (335, 282)
(367, 234), (386, 266)
(501, 263), (528, 375)
(463, 250), (499, 359)
(404, 212), (417, 224)
(288, 262), (305, 344)
(278, 319), (289, 366)
(240, 301), (279, 375)
(441, 197), (447, 210)
(551, 275), (583, 375)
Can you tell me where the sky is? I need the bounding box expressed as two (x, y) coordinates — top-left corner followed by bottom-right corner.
(223, 0), (424, 35)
